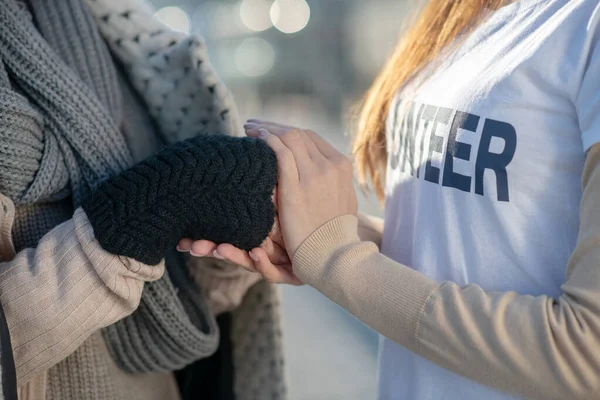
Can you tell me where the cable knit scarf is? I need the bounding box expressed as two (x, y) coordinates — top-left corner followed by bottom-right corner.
(0, 0), (132, 206)
(0, 0), (241, 375)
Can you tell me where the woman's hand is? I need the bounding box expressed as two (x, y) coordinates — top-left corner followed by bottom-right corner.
(180, 119), (358, 285)
(178, 184), (300, 283)
(245, 120), (358, 257)
(177, 214), (291, 274)
(179, 220), (301, 285)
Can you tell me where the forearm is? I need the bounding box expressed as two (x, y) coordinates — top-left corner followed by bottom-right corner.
(2, 208), (163, 384)
(293, 217), (438, 359)
(294, 218), (598, 400)
(292, 146), (600, 400)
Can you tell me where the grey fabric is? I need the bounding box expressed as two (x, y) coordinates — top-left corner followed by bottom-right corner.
(0, 0), (220, 384)
(12, 200), (73, 249)
(102, 251), (220, 373)
(0, 0), (132, 207)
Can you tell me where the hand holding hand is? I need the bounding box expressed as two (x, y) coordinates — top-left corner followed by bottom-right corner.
(178, 188), (301, 285)
(185, 119), (358, 285)
(245, 120), (358, 257)
(178, 214), (292, 272)
(83, 135), (278, 265)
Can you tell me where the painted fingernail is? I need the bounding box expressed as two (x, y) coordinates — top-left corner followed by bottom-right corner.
(213, 250), (225, 260)
(176, 245), (189, 252)
(189, 250), (204, 257)
(249, 250), (259, 261)
(244, 123), (256, 129)
(259, 128), (269, 138)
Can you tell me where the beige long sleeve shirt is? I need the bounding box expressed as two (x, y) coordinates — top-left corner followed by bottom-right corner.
(292, 143), (600, 400)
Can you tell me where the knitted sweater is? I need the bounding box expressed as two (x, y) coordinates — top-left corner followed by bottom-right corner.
(0, 1), (286, 399)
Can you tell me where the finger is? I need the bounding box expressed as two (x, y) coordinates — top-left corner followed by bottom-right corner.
(215, 243), (258, 272)
(274, 129), (328, 180)
(250, 248), (303, 285)
(245, 123), (289, 138)
(245, 122), (333, 159)
(190, 240), (218, 257)
(177, 238), (194, 252)
(272, 187), (278, 213)
(268, 128), (320, 178)
(296, 130), (324, 161)
(250, 126), (322, 178)
(305, 130), (343, 160)
(260, 237), (290, 265)
(246, 119), (297, 130)
(250, 127), (322, 166)
(259, 129), (300, 183)
(269, 215), (285, 247)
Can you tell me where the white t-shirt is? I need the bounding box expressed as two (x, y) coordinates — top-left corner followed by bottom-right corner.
(380, 0), (600, 399)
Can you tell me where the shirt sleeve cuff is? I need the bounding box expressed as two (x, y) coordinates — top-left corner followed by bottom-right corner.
(293, 215), (440, 349)
(293, 215), (364, 283)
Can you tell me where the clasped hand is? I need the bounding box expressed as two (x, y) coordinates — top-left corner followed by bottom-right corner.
(178, 119), (358, 285)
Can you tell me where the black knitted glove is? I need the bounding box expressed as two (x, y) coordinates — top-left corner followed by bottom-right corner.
(82, 135), (278, 265)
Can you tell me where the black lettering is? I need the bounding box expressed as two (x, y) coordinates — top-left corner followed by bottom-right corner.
(416, 104), (433, 178)
(402, 102), (418, 176)
(399, 103), (410, 173)
(442, 111), (479, 193)
(389, 100), (402, 170)
(424, 107), (452, 184)
(475, 118), (517, 202)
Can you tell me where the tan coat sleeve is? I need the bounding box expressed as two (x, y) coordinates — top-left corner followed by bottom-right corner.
(1, 208), (164, 385)
(292, 144), (600, 400)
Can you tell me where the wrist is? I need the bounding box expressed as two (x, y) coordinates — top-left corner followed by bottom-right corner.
(292, 214), (361, 285)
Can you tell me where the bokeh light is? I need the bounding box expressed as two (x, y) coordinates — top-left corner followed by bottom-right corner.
(154, 6), (191, 34)
(235, 37), (276, 77)
(239, 0), (273, 32)
(270, 0), (311, 34)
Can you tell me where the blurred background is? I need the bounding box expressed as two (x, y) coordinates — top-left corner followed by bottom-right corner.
(147, 1), (414, 398)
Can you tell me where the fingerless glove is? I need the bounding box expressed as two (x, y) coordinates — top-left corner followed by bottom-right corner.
(83, 135), (278, 265)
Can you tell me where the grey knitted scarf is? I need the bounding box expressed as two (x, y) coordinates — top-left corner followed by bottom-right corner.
(0, 0), (219, 373)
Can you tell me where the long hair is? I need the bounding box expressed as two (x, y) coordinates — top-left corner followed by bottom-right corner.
(353, 0), (507, 201)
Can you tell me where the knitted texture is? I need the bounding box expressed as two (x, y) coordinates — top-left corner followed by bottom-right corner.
(6, 0), (232, 386)
(12, 200), (73, 250)
(1, 0), (286, 398)
(47, 333), (117, 400)
(1, 0), (224, 391)
(0, 0), (133, 207)
(83, 135), (278, 266)
(102, 250), (220, 373)
(84, 0), (241, 143)
(232, 281), (287, 400)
